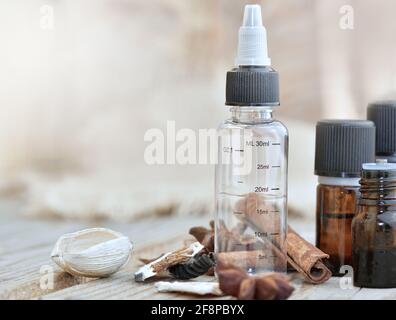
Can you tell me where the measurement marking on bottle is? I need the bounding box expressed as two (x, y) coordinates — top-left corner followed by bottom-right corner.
(246, 140), (270, 147)
(257, 164), (270, 170)
(237, 181), (243, 184)
(272, 142), (281, 146)
(234, 149), (244, 152)
(254, 186), (269, 193)
(271, 188), (280, 191)
(272, 165), (281, 168)
(270, 210), (280, 213)
(255, 231), (268, 238)
(233, 211), (244, 215)
(255, 231), (280, 238)
(257, 209), (269, 215)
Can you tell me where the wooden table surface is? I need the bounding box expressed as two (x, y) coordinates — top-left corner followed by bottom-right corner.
(1, 199), (396, 300)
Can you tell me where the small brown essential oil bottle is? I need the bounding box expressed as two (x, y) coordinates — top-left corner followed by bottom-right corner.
(352, 161), (396, 288)
(367, 101), (396, 163)
(314, 120), (375, 276)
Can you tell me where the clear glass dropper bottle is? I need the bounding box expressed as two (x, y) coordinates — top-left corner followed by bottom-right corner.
(215, 5), (288, 275)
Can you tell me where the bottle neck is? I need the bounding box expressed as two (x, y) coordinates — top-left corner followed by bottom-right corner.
(231, 106), (274, 124)
(376, 154), (396, 163)
(318, 176), (360, 187)
(359, 175), (396, 201)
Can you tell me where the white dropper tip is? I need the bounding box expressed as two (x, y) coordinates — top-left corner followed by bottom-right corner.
(243, 4), (263, 27)
(235, 4), (271, 66)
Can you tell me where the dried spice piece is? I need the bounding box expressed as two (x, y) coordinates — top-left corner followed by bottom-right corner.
(234, 193), (332, 284)
(189, 221), (214, 252)
(217, 220), (256, 253)
(216, 267), (247, 297)
(155, 281), (222, 296)
(286, 227), (331, 284)
(139, 254), (165, 265)
(217, 262), (294, 300)
(238, 277), (256, 300)
(134, 242), (204, 282)
(270, 274), (295, 300)
(217, 249), (285, 272)
(51, 228), (132, 278)
(190, 220), (255, 254)
(191, 206), (331, 285)
(168, 253), (215, 280)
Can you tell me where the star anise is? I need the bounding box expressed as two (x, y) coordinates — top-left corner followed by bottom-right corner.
(216, 261), (294, 300)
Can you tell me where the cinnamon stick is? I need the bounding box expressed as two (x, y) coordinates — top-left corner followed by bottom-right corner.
(286, 226), (331, 284)
(217, 249), (286, 271)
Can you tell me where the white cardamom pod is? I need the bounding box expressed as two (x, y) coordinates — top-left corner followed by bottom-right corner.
(51, 228), (133, 278)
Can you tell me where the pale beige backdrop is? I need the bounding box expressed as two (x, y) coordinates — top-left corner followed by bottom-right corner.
(0, 0), (395, 222)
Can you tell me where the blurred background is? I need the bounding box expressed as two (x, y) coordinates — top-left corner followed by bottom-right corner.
(0, 0), (396, 223)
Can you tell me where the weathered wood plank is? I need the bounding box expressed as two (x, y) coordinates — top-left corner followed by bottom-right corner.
(289, 277), (360, 300)
(1, 199), (396, 300)
(0, 202), (210, 299)
(351, 288), (396, 300)
(40, 236), (211, 300)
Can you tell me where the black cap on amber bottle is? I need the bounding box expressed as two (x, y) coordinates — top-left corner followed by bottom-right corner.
(315, 120), (376, 177)
(367, 101), (396, 156)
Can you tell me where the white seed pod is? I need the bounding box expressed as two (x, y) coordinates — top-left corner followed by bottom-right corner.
(155, 281), (223, 296)
(51, 228), (132, 278)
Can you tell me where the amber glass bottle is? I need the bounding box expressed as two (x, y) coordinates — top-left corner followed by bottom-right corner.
(352, 161), (396, 288)
(315, 120), (375, 276)
(316, 182), (359, 274)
